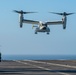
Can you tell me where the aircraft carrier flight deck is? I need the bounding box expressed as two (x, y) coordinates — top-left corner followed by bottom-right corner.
(0, 60), (76, 75)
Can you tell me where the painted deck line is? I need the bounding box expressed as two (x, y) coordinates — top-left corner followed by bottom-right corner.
(24, 60), (76, 69)
(14, 60), (70, 75)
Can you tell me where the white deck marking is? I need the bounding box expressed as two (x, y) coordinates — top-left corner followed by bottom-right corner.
(14, 60), (70, 75)
(25, 60), (76, 69)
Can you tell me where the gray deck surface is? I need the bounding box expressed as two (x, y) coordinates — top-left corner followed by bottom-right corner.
(0, 60), (76, 75)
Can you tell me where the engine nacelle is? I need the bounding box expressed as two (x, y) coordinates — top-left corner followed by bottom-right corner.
(19, 14), (23, 28)
(62, 16), (67, 29)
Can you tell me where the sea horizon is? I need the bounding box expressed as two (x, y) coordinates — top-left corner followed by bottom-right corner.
(1, 54), (76, 60)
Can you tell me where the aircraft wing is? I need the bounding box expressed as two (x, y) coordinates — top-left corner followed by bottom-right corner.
(46, 21), (63, 25)
(23, 19), (39, 25)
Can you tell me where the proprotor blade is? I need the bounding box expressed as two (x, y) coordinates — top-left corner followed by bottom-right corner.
(14, 10), (37, 14)
(49, 12), (74, 16)
(49, 12), (63, 15)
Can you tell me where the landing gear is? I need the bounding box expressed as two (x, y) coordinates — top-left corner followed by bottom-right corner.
(47, 32), (49, 35)
(35, 31), (37, 34)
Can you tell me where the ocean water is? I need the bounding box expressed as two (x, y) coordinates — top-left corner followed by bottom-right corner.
(2, 55), (76, 60)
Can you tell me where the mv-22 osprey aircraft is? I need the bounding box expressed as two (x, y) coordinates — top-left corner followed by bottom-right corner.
(14, 10), (74, 34)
